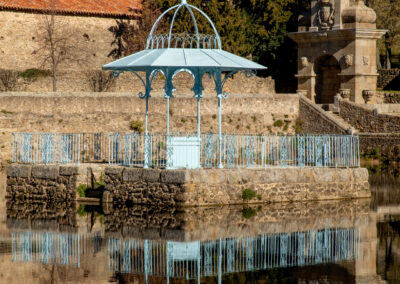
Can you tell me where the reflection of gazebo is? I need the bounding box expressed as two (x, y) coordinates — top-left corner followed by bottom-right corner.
(103, 0), (266, 169)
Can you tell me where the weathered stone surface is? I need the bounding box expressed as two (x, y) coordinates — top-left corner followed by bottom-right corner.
(32, 165), (59, 180)
(7, 164), (31, 178)
(104, 166), (369, 206)
(105, 167), (124, 175)
(59, 166), (79, 176)
(161, 170), (188, 184)
(313, 168), (336, 183)
(142, 169), (161, 183)
(123, 168), (143, 182)
(353, 168), (369, 182)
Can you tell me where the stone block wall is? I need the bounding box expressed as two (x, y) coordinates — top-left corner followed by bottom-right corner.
(299, 95), (348, 134)
(6, 164), (80, 201)
(104, 166), (370, 207)
(339, 100), (400, 133)
(359, 133), (400, 159)
(378, 69), (400, 90)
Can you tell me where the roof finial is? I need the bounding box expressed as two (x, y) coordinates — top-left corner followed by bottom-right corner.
(181, 0), (187, 4)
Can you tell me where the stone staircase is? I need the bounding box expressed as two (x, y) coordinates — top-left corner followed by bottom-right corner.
(324, 107), (358, 133)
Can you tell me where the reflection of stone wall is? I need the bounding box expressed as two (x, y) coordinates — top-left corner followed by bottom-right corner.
(6, 199), (77, 231)
(103, 200), (371, 241)
(6, 165), (79, 201)
(104, 166), (370, 207)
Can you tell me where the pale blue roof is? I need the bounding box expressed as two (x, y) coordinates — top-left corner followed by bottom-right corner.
(102, 48), (266, 72)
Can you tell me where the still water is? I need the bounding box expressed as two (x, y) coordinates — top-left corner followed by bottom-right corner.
(0, 169), (399, 284)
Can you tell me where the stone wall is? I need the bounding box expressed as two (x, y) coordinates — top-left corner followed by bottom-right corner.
(6, 164), (80, 201)
(359, 133), (400, 159)
(3, 70), (276, 95)
(0, 92), (298, 163)
(339, 100), (400, 133)
(0, 11), (118, 71)
(378, 69), (400, 90)
(375, 91), (400, 104)
(299, 95), (348, 134)
(103, 166), (370, 206)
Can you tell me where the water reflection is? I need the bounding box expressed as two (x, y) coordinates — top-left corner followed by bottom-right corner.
(2, 198), (376, 283)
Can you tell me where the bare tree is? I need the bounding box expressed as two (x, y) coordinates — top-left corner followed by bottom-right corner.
(33, 3), (86, 91)
(109, 1), (165, 59)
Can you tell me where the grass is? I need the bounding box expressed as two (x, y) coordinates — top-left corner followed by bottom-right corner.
(294, 118), (303, 134)
(130, 120), (144, 133)
(1, 109), (13, 114)
(212, 114), (217, 119)
(77, 184), (88, 197)
(273, 120), (283, 128)
(242, 188), (256, 200)
(181, 118), (186, 123)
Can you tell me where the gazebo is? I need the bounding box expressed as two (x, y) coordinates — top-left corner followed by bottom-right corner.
(103, 0), (266, 169)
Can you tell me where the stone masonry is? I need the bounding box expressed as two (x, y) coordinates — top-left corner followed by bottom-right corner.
(104, 166), (370, 206)
(6, 164), (80, 201)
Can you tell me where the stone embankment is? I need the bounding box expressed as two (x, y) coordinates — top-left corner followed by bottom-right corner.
(6, 165), (81, 201)
(104, 167), (370, 206)
(6, 164), (370, 206)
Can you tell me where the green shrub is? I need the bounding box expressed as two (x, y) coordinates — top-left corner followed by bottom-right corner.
(77, 204), (87, 216)
(181, 118), (186, 123)
(169, 109), (174, 116)
(242, 207), (256, 219)
(242, 188), (256, 200)
(283, 123), (289, 131)
(257, 194), (262, 200)
(19, 68), (51, 82)
(1, 109), (13, 114)
(212, 114), (217, 119)
(77, 184), (88, 197)
(130, 120), (144, 133)
(294, 118), (303, 134)
(251, 115), (257, 122)
(273, 120), (283, 128)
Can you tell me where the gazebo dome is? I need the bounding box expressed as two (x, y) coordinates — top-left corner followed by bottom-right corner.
(103, 0), (266, 73)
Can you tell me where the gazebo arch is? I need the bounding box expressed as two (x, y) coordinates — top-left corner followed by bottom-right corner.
(103, 0), (266, 169)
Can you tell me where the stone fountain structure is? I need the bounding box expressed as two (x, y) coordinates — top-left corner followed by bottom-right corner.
(289, 0), (386, 104)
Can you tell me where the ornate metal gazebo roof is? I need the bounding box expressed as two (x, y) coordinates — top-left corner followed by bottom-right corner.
(102, 0), (267, 169)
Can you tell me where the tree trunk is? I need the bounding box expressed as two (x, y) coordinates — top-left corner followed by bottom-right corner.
(376, 46), (382, 70)
(385, 47), (392, 69)
(52, 66), (57, 92)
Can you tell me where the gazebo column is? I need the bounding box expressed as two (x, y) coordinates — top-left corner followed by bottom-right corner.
(193, 69), (204, 139)
(214, 70), (224, 169)
(164, 69), (175, 170)
(143, 71), (152, 169)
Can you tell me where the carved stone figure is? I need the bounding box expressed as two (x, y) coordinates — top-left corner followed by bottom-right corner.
(300, 57), (309, 68)
(317, 0), (335, 30)
(340, 54), (353, 69)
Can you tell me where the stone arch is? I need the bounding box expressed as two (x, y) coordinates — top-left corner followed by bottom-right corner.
(314, 55), (341, 104)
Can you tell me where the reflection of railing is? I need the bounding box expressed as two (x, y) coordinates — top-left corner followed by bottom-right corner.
(11, 231), (104, 267)
(12, 133), (360, 169)
(11, 228), (359, 279)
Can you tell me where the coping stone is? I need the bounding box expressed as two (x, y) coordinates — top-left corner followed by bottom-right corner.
(32, 165), (59, 180)
(7, 164), (31, 178)
(105, 167), (124, 175)
(161, 170), (188, 184)
(123, 168), (143, 182)
(59, 166), (79, 176)
(312, 168), (335, 183)
(142, 169), (161, 183)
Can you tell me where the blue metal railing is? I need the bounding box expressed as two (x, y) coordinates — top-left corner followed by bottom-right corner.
(12, 133), (360, 168)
